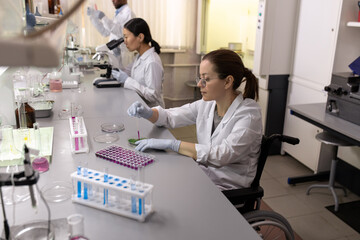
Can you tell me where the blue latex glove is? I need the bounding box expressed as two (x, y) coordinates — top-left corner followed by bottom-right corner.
(127, 101), (153, 119)
(87, 7), (94, 16)
(135, 138), (181, 152)
(94, 10), (105, 19)
(111, 69), (128, 84)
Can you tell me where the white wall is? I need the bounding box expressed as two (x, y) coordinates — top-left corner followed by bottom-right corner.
(205, 0), (258, 53)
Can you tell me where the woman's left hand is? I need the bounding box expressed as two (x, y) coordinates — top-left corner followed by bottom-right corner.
(112, 69), (128, 84)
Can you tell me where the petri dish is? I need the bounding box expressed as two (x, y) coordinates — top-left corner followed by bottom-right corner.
(94, 133), (119, 143)
(11, 220), (54, 240)
(101, 123), (125, 133)
(1, 186), (30, 205)
(128, 138), (147, 146)
(41, 181), (73, 203)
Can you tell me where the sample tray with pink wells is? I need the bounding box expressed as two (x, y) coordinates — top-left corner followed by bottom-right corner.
(95, 145), (155, 169)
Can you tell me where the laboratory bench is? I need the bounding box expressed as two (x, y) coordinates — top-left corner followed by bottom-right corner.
(0, 70), (260, 239)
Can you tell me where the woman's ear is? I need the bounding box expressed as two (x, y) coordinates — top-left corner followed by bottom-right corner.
(224, 75), (234, 90)
(138, 33), (145, 42)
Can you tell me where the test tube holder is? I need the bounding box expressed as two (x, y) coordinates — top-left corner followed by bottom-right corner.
(69, 116), (89, 153)
(70, 169), (154, 222)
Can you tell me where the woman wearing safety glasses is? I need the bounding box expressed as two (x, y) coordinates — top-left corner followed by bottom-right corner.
(127, 49), (262, 190)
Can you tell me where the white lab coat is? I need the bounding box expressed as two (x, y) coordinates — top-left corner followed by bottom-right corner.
(124, 47), (165, 108)
(90, 4), (135, 67)
(154, 94), (263, 190)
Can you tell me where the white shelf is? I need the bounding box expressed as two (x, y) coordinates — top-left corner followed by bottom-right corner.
(347, 22), (360, 27)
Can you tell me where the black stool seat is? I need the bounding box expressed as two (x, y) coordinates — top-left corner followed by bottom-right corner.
(307, 131), (353, 211)
(315, 132), (353, 147)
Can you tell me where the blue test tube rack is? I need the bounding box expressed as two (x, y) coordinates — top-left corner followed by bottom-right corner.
(71, 168), (154, 222)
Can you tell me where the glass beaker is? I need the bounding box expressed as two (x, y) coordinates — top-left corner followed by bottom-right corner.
(0, 125), (22, 161)
(49, 72), (62, 92)
(67, 214), (85, 238)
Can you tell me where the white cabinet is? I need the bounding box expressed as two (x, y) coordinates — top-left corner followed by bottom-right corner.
(291, 0), (342, 87)
(283, 0), (343, 172)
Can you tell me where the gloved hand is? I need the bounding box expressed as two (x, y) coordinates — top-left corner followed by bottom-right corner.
(135, 138), (181, 152)
(111, 69), (128, 84)
(127, 101), (153, 119)
(87, 7), (95, 16)
(93, 10), (105, 19)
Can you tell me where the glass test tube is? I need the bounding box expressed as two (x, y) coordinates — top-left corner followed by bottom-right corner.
(83, 162), (88, 200)
(137, 165), (145, 215)
(137, 165), (144, 187)
(130, 177), (137, 214)
(103, 167), (108, 206)
(72, 117), (79, 151)
(77, 162), (81, 198)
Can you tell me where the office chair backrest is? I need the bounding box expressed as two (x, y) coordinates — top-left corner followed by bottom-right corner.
(251, 134), (300, 189)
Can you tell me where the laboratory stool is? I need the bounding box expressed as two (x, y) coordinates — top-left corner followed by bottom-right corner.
(306, 131), (353, 212)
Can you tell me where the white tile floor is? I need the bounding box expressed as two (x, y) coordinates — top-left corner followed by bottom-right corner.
(263, 155), (360, 240)
(169, 125), (360, 240)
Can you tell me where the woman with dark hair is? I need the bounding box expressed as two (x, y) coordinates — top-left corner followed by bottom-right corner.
(127, 49), (262, 191)
(112, 18), (164, 107)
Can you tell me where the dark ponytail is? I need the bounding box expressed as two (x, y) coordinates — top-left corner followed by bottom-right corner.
(202, 49), (259, 101)
(150, 40), (161, 54)
(124, 18), (161, 54)
(242, 68), (259, 101)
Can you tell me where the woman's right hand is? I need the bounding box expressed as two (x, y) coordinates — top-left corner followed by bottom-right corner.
(127, 101), (153, 119)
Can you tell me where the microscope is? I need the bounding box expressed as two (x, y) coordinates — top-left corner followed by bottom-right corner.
(92, 38), (124, 88)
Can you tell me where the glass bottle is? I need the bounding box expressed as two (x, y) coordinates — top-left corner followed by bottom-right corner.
(48, 0), (54, 14)
(15, 100), (36, 129)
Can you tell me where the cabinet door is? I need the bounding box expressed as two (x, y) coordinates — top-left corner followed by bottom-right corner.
(292, 0), (342, 87)
(282, 82), (328, 172)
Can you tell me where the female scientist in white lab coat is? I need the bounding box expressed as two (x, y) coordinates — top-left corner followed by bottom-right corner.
(127, 49), (263, 190)
(111, 18), (165, 108)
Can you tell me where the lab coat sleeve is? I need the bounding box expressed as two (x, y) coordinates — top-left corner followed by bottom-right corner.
(101, 16), (122, 39)
(196, 108), (262, 167)
(123, 62), (163, 106)
(154, 101), (199, 128)
(90, 16), (110, 37)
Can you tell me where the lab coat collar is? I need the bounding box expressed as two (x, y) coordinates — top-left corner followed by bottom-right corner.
(115, 4), (127, 16)
(211, 94), (244, 139)
(132, 47), (155, 69)
(222, 94), (244, 124)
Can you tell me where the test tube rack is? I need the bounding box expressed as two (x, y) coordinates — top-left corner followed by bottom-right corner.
(69, 116), (89, 153)
(71, 168), (154, 222)
(95, 145), (155, 170)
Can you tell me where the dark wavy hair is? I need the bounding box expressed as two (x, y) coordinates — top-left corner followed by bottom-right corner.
(124, 18), (161, 54)
(202, 49), (259, 100)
